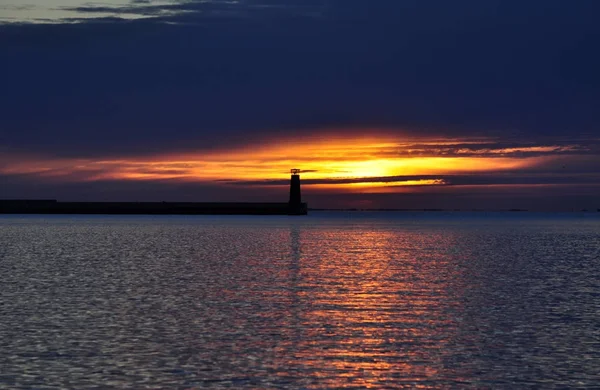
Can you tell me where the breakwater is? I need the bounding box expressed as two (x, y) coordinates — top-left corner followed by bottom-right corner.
(0, 200), (308, 215)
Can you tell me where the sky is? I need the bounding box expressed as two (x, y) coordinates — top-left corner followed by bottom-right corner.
(1, 0), (599, 210)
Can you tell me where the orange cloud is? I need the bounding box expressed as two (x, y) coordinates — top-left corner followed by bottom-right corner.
(0, 134), (582, 193)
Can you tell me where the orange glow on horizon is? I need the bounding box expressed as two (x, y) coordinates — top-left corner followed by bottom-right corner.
(0, 133), (576, 192)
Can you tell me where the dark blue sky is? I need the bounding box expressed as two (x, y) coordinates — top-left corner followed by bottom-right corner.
(1, 0), (599, 209)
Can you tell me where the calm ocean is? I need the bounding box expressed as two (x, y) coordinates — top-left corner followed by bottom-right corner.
(1, 212), (599, 388)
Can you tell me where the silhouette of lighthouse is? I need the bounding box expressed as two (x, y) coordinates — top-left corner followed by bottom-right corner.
(288, 169), (306, 215)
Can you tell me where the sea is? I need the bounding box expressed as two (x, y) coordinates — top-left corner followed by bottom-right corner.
(1, 212), (599, 389)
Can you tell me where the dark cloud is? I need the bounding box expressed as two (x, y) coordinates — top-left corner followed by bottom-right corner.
(1, 0), (599, 158)
(229, 172), (600, 187)
(0, 173), (289, 203)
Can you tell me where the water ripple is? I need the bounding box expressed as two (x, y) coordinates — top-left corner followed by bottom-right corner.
(1, 213), (599, 388)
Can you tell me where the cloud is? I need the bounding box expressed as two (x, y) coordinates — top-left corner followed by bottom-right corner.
(1, 136), (598, 190)
(229, 172), (600, 188)
(0, 0), (599, 175)
(52, 0), (329, 24)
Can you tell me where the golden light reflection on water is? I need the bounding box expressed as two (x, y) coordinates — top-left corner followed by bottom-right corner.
(278, 224), (468, 388)
(3, 216), (597, 387)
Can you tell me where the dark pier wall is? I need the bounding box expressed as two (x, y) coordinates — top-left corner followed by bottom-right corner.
(0, 201), (307, 215)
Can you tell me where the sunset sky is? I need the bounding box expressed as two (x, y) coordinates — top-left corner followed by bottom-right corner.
(1, 0), (599, 210)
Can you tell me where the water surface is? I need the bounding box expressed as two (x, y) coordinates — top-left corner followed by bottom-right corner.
(1, 212), (599, 388)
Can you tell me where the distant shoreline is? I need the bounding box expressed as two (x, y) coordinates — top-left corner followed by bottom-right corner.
(309, 208), (600, 213)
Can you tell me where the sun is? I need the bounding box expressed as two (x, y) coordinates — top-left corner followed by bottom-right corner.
(333, 159), (399, 178)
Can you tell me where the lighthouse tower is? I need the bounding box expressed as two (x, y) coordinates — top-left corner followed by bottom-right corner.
(288, 169), (306, 215)
(289, 169), (302, 205)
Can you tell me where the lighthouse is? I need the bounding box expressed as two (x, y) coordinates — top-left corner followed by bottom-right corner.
(288, 169), (307, 215)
